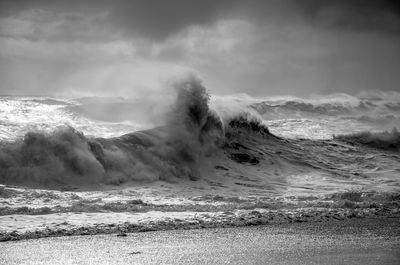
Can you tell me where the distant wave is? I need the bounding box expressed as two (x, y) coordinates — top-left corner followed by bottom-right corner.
(334, 129), (400, 151)
(248, 91), (400, 120)
(344, 114), (400, 125)
(25, 98), (73, 106)
(0, 96), (143, 141)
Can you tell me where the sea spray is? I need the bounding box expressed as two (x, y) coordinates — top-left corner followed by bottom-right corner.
(3, 76), (396, 189)
(0, 76), (229, 187)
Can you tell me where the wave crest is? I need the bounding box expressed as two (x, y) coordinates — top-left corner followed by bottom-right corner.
(0, 126), (105, 187)
(334, 129), (400, 150)
(0, 76), (232, 187)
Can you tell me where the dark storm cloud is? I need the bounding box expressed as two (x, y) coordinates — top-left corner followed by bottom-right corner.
(1, 0), (399, 41)
(302, 0), (400, 34)
(0, 0), (232, 41)
(0, 0), (400, 96)
(225, 0), (400, 36)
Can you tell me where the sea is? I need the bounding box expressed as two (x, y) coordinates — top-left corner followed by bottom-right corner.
(1, 91), (399, 141)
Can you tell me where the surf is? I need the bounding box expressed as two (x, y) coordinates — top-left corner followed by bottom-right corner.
(0, 77), (398, 195)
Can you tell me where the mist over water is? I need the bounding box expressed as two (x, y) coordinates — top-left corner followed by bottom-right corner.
(1, 89), (399, 141)
(0, 77), (225, 186)
(216, 91), (400, 139)
(0, 76), (399, 191)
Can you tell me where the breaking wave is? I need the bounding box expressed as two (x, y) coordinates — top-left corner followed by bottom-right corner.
(0, 76), (266, 188)
(334, 129), (400, 151)
(250, 91), (400, 115)
(246, 91), (400, 128)
(1, 78), (399, 190)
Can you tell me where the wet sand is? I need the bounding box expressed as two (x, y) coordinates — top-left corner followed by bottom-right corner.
(1, 218), (399, 265)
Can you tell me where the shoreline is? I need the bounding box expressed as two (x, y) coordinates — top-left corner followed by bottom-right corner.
(1, 217), (399, 265)
(1, 184), (399, 242)
(1, 206), (399, 242)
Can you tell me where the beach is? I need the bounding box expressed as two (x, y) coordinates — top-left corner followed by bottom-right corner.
(1, 218), (399, 265)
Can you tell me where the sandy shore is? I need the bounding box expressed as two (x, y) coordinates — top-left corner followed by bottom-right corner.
(1, 207), (399, 242)
(1, 218), (399, 265)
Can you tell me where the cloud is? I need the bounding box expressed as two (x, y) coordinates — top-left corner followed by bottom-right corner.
(152, 19), (400, 96)
(0, 9), (116, 41)
(2, 1), (399, 40)
(0, 39), (194, 96)
(0, 0), (399, 97)
(309, 0), (400, 34)
(0, 29), (194, 96)
(0, 0), (233, 41)
(152, 20), (254, 63)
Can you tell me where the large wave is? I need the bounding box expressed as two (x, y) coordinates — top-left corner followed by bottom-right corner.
(0, 76), (230, 187)
(1, 79), (399, 190)
(334, 129), (400, 151)
(246, 91), (400, 122)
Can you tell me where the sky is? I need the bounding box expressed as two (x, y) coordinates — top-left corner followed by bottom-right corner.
(0, 0), (399, 97)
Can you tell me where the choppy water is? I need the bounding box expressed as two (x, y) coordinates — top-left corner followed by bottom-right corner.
(1, 85), (399, 243)
(0, 96), (148, 141)
(1, 91), (399, 141)
(0, 87), (399, 195)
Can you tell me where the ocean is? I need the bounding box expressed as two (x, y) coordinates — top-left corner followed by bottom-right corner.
(0, 86), (399, 190)
(0, 83), (399, 240)
(1, 91), (399, 142)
